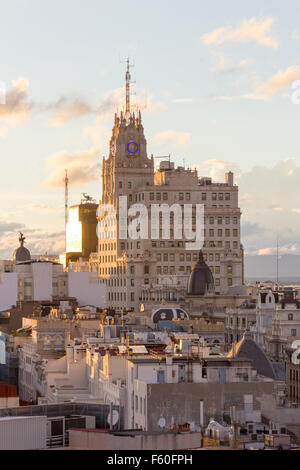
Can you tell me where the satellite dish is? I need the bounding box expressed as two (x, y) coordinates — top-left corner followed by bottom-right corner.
(158, 417), (166, 428)
(107, 409), (119, 426)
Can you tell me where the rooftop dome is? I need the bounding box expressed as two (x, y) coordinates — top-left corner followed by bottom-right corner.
(187, 250), (215, 296)
(13, 232), (31, 262)
(227, 330), (276, 379)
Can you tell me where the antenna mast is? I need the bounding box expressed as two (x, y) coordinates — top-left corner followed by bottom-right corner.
(126, 57), (131, 116)
(64, 169), (69, 251)
(276, 236), (279, 288)
(120, 57), (134, 118)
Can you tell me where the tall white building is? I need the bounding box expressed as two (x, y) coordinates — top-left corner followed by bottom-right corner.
(97, 64), (244, 311)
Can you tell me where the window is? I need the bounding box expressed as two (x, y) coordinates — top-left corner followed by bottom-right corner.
(202, 193), (206, 201)
(157, 370), (165, 383)
(233, 241), (238, 249)
(225, 193), (230, 201)
(130, 266), (135, 275)
(218, 229), (222, 237)
(157, 266), (161, 274)
(292, 329), (297, 337)
(131, 293), (135, 301)
(225, 229), (230, 237)
(225, 241), (230, 249)
(179, 192), (184, 200)
(233, 217), (238, 224)
(218, 193), (223, 200)
(209, 217), (214, 224)
(144, 265), (149, 274)
(186, 192), (191, 200)
(163, 192), (168, 200)
(209, 229), (214, 237)
(227, 265), (232, 274)
(150, 192), (154, 201)
(212, 193), (217, 201)
(218, 217), (222, 225)
(225, 217), (230, 225)
(228, 278), (232, 286)
(170, 253), (175, 262)
(215, 266), (220, 274)
(180, 253), (185, 261)
(128, 181), (132, 189)
(233, 229), (238, 237)
(288, 314), (293, 321)
(209, 253), (213, 262)
(186, 253), (191, 262)
(215, 254), (220, 261)
(119, 181), (122, 189)
(156, 253), (161, 261)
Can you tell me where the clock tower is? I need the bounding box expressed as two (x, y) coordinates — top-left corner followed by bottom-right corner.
(102, 60), (154, 206)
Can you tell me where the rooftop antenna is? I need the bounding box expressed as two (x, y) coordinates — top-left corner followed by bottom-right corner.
(120, 57), (135, 119)
(276, 236), (279, 289)
(64, 169), (69, 252)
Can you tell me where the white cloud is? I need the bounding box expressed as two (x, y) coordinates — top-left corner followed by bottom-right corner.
(44, 148), (100, 187)
(211, 51), (250, 74)
(152, 130), (191, 147)
(0, 77), (33, 127)
(0, 127), (8, 138)
(202, 17), (279, 49)
(252, 66), (300, 100)
(172, 98), (193, 103)
(193, 159), (241, 182)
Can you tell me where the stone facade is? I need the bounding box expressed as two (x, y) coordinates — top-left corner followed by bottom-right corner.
(97, 76), (244, 311)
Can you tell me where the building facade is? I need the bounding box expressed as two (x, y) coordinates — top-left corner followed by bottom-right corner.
(97, 66), (244, 311)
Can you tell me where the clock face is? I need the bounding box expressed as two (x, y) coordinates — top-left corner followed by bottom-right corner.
(126, 140), (139, 156)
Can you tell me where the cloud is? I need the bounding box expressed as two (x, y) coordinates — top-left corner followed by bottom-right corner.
(241, 221), (265, 237)
(0, 127), (8, 138)
(257, 245), (298, 256)
(0, 77), (33, 126)
(238, 158), (300, 255)
(46, 87), (165, 126)
(0, 222), (25, 235)
(46, 96), (93, 126)
(152, 130), (191, 147)
(252, 66), (300, 100)
(0, 227), (65, 259)
(211, 51), (250, 74)
(44, 147), (100, 187)
(202, 17), (279, 49)
(193, 159), (241, 182)
(292, 29), (300, 40)
(172, 98), (193, 103)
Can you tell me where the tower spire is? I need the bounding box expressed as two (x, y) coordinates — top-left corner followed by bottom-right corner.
(125, 57), (131, 117)
(64, 169), (69, 252)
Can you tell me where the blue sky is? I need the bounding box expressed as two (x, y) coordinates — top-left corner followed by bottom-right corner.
(1, 0), (300, 259)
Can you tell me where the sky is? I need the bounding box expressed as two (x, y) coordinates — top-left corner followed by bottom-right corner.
(1, 0), (300, 262)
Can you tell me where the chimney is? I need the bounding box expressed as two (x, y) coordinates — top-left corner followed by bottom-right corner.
(226, 171), (234, 186)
